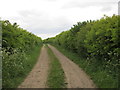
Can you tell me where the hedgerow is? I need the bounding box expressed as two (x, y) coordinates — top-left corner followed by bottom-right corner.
(44, 15), (120, 88)
(1, 20), (42, 88)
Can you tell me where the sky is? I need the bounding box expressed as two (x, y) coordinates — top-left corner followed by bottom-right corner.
(0, 0), (119, 39)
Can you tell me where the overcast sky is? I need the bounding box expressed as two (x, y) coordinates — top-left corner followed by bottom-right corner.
(0, 0), (119, 39)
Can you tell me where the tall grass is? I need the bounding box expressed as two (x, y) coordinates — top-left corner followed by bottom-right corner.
(53, 45), (118, 88)
(2, 45), (42, 88)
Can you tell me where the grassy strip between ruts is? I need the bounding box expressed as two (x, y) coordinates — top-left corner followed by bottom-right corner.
(52, 44), (118, 88)
(2, 45), (42, 88)
(46, 45), (66, 88)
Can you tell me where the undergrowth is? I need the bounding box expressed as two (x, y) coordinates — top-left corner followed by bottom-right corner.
(53, 45), (119, 88)
(2, 45), (42, 88)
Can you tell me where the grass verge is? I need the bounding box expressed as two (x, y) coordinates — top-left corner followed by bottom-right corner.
(2, 45), (42, 88)
(46, 45), (66, 88)
(52, 45), (118, 88)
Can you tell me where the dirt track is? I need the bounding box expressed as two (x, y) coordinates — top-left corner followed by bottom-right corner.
(48, 45), (96, 88)
(18, 44), (96, 88)
(18, 45), (49, 88)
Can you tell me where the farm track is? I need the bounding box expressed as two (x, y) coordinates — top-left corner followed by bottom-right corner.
(18, 45), (49, 88)
(18, 44), (96, 88)
(48, 45), (96, 88)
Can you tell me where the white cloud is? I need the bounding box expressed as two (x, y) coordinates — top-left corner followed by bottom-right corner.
(0, 0), (118, 39)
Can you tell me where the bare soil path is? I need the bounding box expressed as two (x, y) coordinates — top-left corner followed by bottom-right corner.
(48, 45), (96, 88)
(18, 45), (49, 88)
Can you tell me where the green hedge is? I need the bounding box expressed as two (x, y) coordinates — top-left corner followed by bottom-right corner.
(1, 20), (43, 88)
(44, 15), (119, 88)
